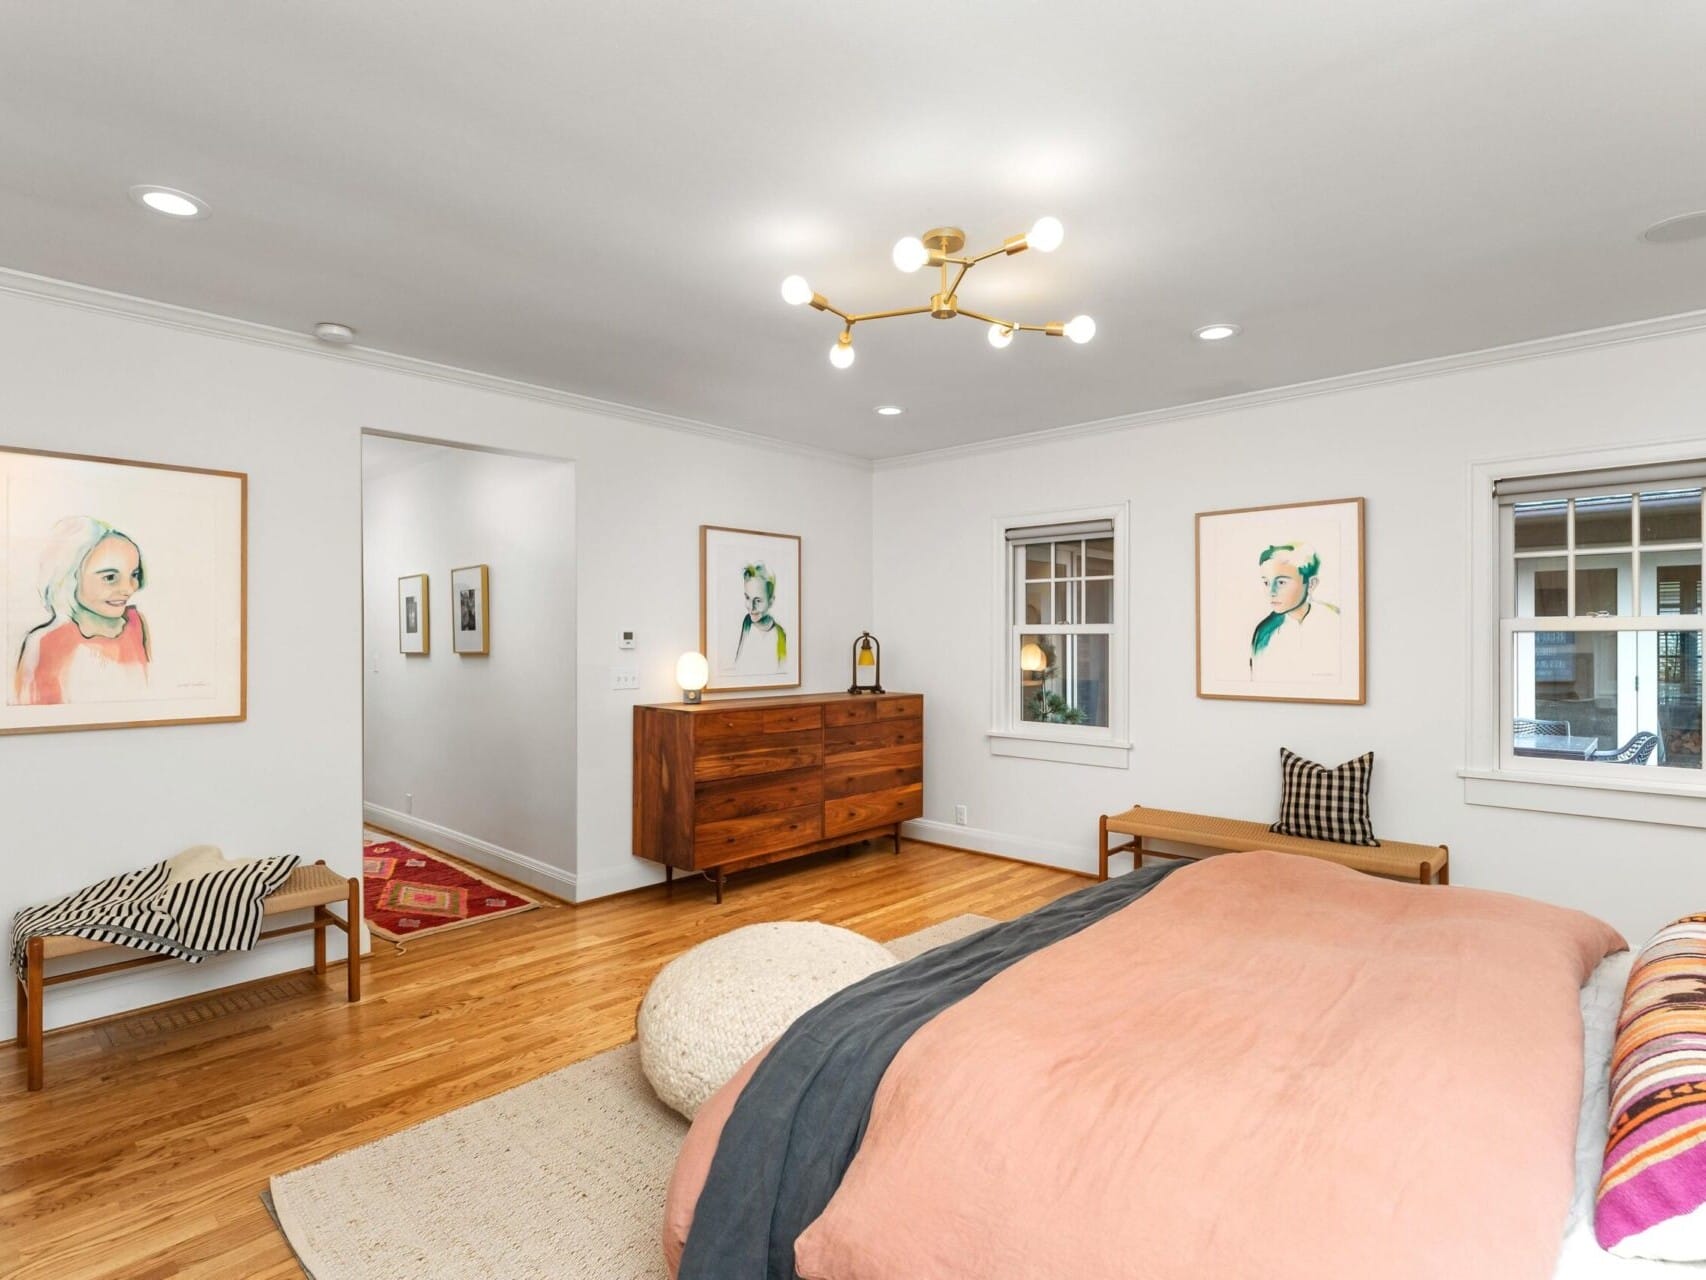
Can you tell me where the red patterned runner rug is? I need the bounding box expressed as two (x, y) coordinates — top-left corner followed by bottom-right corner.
(362, 833), (541, 943)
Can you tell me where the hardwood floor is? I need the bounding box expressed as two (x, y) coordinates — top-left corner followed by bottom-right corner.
(1, 839), (1083, 1280)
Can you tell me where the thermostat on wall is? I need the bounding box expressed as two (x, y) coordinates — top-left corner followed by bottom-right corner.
(618, 629), (636, 650)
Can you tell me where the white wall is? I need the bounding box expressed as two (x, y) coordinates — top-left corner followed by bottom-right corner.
(361, 440), (577, 894)
(874, 327), (1706, 944)
(0, 283), (873, 1031)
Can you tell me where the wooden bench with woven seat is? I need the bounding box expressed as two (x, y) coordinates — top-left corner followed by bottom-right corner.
(1098, 805), (1449, 886)
(15, 859), (362, 1091)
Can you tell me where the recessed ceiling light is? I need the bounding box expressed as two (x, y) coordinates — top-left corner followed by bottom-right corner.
(1642, 211), (1706, 245)
(128, 185), (209, 219)
(313, 322), (358, 345)
(1194, 323), (1241, 342)
(875, 405), (904, 416)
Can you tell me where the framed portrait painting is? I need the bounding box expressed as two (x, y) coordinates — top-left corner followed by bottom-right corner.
(699, 525), (801, 693)
(451, 563), (489, 656)
(1196, 497), (1365, 704)
(398, 574), (429, 655)
(1, 446), (246, 735)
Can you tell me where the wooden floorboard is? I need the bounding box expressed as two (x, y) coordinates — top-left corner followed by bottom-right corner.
(1, 839), (1082, 1279)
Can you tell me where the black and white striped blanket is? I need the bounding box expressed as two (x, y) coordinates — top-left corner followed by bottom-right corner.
(10, 853), (301, 980)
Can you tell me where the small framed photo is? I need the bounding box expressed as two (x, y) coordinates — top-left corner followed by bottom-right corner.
(398, 574), (430, 655)
(700, 525), (801, 693)
(2, 446), (246, 735)
(451, 564), (489, 656)
(1196, 497), (1365, 704)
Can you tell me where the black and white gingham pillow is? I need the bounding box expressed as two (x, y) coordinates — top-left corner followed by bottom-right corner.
(1270, 749), (1379, 847)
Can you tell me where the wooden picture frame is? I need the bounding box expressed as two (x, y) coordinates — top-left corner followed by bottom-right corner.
(699, 525), (802, 694)
(451, 563), (489, 656)
(1195, 496), (1365, 704)
(398, 573), (430, 655)
(1, 445), (247, 735)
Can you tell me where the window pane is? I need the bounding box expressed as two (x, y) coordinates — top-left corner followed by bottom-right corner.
(1054, 540), (1083, 577)
(1511, 630), (1699, 771)
(1054, 581), (1085, 624)
(1514, 500), (1567, 551)
(1018, 632), (1110, 728)
(1641, 489), (1703, 544)
(1574, 494), (1633, 548)
(1644, 556), (1702, 616)
(1515, 557), (1568, 618)
(1084, 578), (1112, 624)
(1025, 543), (1052, 580)
(1023, 582), (1050, 625)
(1574, 556), (1627, 617)
(1085, 537), (1115, 576)
(1660, 629), (1703, 769)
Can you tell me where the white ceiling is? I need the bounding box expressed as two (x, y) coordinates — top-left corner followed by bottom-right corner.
(3, 2), (1704, 460)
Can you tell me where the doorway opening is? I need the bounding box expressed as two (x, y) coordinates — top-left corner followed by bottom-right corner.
(360, 432), (576, 944)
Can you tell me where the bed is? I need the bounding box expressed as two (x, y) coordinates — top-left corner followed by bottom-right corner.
(664, 850), (1706, 1280)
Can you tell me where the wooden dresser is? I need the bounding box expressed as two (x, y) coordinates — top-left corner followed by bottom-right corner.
(633, 692), (924, 901)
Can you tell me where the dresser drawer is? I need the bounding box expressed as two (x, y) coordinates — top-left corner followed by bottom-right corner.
(823, 745), (923, 799)
(823, 717), (922, 758)
(824, 696), (923, 726)
(695, 804), (823, 863)
(694, 770), (823, 823)
(695, 704), (823, 741)
(823, 784), (923, 838)
(694, 731), (823, 782)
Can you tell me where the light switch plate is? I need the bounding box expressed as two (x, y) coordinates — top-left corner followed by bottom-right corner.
(611, 665), (640, 691)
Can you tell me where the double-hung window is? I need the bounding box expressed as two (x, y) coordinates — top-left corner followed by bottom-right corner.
(1498, 467), (1703, 785)
(990, 505), (1130, 767)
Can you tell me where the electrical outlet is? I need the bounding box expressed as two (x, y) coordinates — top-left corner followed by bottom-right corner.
(954, 804), (968, 826)
(611, 665), (640, 691)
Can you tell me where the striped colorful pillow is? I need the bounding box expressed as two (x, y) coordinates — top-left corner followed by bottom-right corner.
(1596, 915), (1706, 1259)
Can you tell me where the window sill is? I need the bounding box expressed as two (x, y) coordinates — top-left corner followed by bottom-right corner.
(1459, 767), (1706, 829)
(987, 730), (1132, 769)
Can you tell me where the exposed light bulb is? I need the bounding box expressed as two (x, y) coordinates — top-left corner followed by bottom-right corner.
(987, 323), (1015, 349)
(829, 336), (856, 369)
(891, 236), (929, 273)
(1027, 216), (1064, 253)
(780, 274), (813, 306)
(1064, 314), (1096, 344)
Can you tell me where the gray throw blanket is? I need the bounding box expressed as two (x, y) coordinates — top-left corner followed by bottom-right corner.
(11, 853), (301, 980)
(678, 861), (1181, 1280)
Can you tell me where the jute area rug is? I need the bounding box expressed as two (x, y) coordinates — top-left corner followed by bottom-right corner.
(266, 913), (995, 1280)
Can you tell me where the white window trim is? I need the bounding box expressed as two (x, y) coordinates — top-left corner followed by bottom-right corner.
(1462, 437), (1706, 828)
(988, 502), (1131, 768)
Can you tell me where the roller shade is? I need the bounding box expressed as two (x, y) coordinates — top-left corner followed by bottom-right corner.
(1495, 460), (1706, 503)
(1004, 518), (1114, 544)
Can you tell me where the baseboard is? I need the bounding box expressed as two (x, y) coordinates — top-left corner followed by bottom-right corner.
(901, 819), (1095, 877)
(362, 804), (578, 900)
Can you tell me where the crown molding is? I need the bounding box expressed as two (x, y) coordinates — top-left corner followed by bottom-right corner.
(875, 307), (1706, 470)
(0, 266), (870, 469)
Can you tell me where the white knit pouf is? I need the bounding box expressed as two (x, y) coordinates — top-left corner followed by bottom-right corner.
(637, 921), (895, 1120)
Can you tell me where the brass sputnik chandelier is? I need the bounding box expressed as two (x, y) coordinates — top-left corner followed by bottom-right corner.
(781, 217), (1095, 369)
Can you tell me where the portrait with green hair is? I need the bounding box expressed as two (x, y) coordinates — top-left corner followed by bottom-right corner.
(1250, 540), (1340, 675)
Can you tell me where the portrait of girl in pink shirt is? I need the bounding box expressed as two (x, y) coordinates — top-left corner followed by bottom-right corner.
(12, 516), (151, 706)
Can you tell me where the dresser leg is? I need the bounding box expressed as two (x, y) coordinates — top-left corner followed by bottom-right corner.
(714, 867), (725, 905)
(893, 824), (902, 856)
(665, 865), (673, 897)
